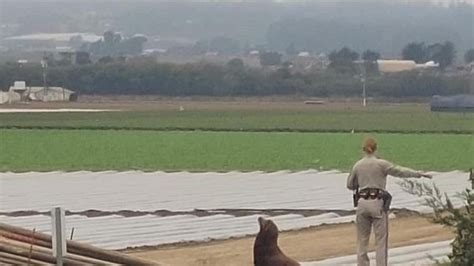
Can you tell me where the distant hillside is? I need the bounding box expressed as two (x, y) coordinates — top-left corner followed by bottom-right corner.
(1, 0), (473, 57)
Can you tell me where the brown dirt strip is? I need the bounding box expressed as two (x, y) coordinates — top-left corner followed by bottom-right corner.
(0, 208), (420, 218)
(3, 125), (471, 135)
(4, 100), (470, 134)
(3, 208), (354, 218)
(0, 97), (427, 112)
(127, 215), (454, 266)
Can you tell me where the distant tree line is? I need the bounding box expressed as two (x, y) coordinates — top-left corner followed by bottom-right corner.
(167, 36), (242, 56)
(3, 1), (473, 58)
(402, 41), (456, 69)
(255, 42), (462, 77)
(465, 49), (474, 64)
(0, 58), (470, 97)
(79, 31), (148, 57)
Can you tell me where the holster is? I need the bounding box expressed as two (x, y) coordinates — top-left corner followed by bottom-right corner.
(381, 190), (392, 212)
(353, 189), (359, 207)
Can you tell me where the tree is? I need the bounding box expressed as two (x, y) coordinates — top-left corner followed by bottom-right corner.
(0, 59), (470, 97)
(121, 35), (148, 55)
(88, 40), (103, 56)
(362, 50), (380, 62)
(227, 58), (244, 71)
(427, 41), (456, 70)
(75, 51), (91, 65)
(402, 42), (426, 63)
(103, 31), (115, 46)
(400, 179), (474, 265)
(402, 41), (455, 69)
(259, 51), (282, 66)
(362, 50), (381, 74)
(69, 35), (84, 50)
(113, 33), (122, 45)
(97, 56), (115, 64)
(464, 49), (474, 64)
(286, 43), (297, 56)
(190, 41), (208, 55)
(42, 52), (56, 66)
(330, 47), (359, 61)
(57, 52), (74, 66)
(328, 47), (359, 74)
(208, 36), (241, 55)
(88, 31), (147, 57)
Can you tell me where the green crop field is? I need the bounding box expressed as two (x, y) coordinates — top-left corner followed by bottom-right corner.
(1, 109), (473, 133)
(1, 129), (472, 172)
(1, 102), (473, 133)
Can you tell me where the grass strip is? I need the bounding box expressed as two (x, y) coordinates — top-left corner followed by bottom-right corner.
(1, 129), (472, 172)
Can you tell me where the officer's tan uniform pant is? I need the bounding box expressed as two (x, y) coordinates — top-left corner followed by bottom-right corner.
(356, 198), (388, 266)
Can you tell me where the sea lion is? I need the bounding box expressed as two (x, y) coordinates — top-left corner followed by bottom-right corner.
(253, 217), (300, 266)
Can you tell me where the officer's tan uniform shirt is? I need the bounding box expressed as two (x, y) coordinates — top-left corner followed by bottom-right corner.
(346, 155), (423, 191)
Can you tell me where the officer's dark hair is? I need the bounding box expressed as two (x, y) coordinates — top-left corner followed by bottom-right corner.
(363, 137), (377, 154)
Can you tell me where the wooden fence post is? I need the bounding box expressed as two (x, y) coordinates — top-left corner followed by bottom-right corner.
(51, 207), (66, 266)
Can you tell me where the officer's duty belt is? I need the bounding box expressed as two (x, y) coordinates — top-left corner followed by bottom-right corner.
(359, 188), (383, 200)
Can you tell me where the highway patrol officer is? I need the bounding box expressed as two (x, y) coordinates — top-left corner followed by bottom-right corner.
(346, 137), (432, 266)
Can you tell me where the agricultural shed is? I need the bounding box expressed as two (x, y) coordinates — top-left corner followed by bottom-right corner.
(0, 91), (11, 104)
(26, 87), (77, 102)
(0, 222), (159, 265)
(1, 83), (77, 104)
(430, 95), (474, 112)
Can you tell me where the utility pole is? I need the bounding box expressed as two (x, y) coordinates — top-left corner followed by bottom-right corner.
(360, 63), (367, 107)
(361, 75), (367, 107)
(41, 58), (48, 100)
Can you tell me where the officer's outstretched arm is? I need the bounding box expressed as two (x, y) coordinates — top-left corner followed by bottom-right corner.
(382, 160), (424, 178)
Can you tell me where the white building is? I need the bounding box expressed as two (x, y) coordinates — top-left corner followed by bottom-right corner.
(376, 60), (439, 73)
(2, 33), (102, 52)
(0, 81), (77, 104)
(376, 60), (417, 73)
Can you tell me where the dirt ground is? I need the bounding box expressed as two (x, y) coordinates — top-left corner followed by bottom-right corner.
(128, 215), (453, 266)
(0, 96), (427, 112)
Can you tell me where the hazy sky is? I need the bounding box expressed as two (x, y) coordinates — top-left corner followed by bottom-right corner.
(11, 0), (470, 7)
(3, 0), (472, 2)
(1, 0), (472, 5)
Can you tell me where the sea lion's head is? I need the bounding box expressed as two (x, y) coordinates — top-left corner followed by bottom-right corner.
(256, 217), (279, 245)
(254, 217), (300, 266)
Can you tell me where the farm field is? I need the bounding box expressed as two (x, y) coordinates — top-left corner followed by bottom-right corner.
(1, 98), (472, 265)
(1, 100), (473, 133)
(3, 170), (469, 213)
(130, 217), (453, 266)
(1, 170), (466, 264)
(1, 129), (472, 172)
